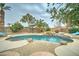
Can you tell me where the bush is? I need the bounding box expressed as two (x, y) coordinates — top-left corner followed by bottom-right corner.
(10, 22), (23, 32)
(69, 27), (79, 33)
(45, 28), (50, 31)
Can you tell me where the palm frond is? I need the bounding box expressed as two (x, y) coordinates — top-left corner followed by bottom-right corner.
(4, 6), (11, 10)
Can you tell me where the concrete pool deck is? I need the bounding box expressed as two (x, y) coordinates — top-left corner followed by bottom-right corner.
(55, 39), (79, 56)
(55, 45), (79, 56)
(0, 40), (60, 56)
(0, 40), (28, 52)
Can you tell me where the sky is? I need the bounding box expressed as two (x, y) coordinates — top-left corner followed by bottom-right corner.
(5, 3), (64, 28)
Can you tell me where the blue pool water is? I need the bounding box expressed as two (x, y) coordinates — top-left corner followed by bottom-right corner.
(0, 32), (6, 36)
(72, 32), (79, 35)
(7, 35), (73, 43)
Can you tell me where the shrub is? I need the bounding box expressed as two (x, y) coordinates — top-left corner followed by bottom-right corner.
(10, 22), (23, 32)
(69, 27), (79, 33)
(45, 28), (50, 31)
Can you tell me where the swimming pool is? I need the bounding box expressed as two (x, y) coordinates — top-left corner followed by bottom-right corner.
(0, 32), (6, 36)
(6, 35), (73, 43)
(72, 32), (79, 35)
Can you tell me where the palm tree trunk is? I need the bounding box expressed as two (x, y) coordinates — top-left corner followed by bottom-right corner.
(0, 9), (5, 32)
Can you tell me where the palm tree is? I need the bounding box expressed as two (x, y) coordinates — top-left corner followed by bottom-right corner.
(0, 3), (10, 32)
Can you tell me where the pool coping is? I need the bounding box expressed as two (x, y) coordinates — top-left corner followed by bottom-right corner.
(1, 33), (78, 43)
(10, 33), (44, 37)
(1, 33), (44, 41)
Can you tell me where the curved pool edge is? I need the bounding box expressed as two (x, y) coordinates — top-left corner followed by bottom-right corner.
(4, 33), (74, 43)
(2, 33), (44, 41)
(1, 33), (76, 45)
(8, 33), (44, 37)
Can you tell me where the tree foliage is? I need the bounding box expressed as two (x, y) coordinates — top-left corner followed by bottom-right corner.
(20, 13), (36, 25)
(47, 3), (79, 27)
(35, 19), (50, 32)
(20, 13), (49, 32)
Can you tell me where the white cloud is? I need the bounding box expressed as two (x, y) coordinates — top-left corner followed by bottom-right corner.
(5, 3), (63, 28)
